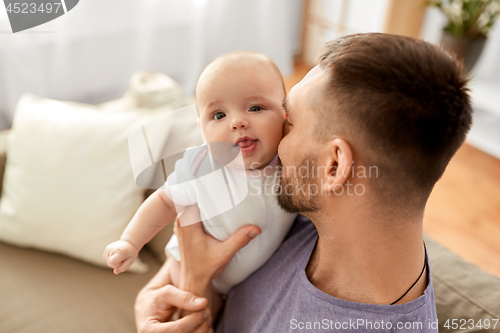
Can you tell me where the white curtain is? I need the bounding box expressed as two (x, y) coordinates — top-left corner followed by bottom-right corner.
(0, 0), (302, 130)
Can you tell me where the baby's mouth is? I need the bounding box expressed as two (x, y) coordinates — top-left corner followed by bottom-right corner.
(235, 136), (258, 154)
(237, 139), (256, 148)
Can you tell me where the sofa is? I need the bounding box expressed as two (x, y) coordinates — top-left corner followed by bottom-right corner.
(0, 78), (499, 333)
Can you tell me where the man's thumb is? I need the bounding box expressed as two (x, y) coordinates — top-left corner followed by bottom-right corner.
(224, 225), (261, 259)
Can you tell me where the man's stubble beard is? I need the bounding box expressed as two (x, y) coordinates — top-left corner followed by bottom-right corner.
(276, 154), (321, 214)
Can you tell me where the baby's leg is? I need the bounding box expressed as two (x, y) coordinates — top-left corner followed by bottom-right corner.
(165, 257), (183, 321)
(165, 234), (181, 287)
(169, 256), (181, 288)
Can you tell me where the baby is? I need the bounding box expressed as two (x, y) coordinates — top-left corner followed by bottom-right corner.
(104, 51), (297, 294)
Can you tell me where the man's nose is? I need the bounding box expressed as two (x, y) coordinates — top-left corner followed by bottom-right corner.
(231, 117), (249, 130)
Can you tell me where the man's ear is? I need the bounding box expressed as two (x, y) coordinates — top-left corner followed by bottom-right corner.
(322, 138), (353, 193)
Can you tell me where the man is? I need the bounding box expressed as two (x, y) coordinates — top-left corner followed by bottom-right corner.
(135, 33), (472, 333)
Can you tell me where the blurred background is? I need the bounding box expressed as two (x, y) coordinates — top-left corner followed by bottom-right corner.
(0, 0), (499, 277)
(0, 0), (303, 129)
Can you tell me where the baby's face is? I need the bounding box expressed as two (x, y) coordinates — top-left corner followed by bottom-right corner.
(197, 60), (286, 169)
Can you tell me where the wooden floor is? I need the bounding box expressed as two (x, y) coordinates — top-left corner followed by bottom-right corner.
(284, 63), (500, 278)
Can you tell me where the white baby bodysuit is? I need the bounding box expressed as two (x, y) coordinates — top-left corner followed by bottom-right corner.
(162, 144), (297, 294)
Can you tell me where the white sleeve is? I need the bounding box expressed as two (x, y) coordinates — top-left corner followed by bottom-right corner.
(163, 145), (206, 207)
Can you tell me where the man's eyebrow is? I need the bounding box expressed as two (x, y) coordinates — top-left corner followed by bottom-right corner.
(282, 97), (289, 115)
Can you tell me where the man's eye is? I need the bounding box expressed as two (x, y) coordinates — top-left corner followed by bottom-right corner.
(212, 112), (226, 120)
(249, 105), (263, 112)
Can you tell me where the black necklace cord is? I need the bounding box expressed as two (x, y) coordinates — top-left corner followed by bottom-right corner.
(390, 242), (428, 305)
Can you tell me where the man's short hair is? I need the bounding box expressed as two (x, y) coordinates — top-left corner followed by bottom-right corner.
(315, 33), (472, 209)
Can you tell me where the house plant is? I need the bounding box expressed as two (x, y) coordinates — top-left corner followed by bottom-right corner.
(428, 0), (500, 70)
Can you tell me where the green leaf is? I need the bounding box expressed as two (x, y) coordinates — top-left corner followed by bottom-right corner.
(432, 0), (499, 38)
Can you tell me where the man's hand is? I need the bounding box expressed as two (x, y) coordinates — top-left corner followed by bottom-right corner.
(135, 284), (212, 333)
(174, 212), (262, 287)
(135, 257), (213, 333)
(174, 207), (261, 321)
(103, 240), (139, 274)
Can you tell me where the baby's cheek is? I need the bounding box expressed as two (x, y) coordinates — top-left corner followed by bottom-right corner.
(270, 123), (284, 150)
(275, 114), (286, 137)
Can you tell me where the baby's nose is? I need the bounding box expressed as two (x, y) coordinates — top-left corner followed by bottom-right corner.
(231, 117), (249, 130)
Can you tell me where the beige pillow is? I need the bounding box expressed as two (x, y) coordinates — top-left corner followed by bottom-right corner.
(0, 94), (168, 272)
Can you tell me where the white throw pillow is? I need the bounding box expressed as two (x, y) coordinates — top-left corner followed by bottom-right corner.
(0, 94), (175, 272)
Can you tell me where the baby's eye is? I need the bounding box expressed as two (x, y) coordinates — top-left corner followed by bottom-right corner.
(212, 111), (226, 120)
(249, 105), (263, 112)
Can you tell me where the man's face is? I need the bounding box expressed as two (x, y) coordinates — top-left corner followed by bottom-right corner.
(277, 66), (327, 213)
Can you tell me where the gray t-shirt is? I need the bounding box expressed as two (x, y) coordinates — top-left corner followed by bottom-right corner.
(215, 215), (438, 333)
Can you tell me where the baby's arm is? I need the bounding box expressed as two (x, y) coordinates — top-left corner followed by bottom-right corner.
(104, 189), (180, 274)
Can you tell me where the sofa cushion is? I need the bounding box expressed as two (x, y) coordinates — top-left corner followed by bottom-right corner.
(425, 234), (500, 332)
(0, 94), (161, 272)
(0, 241), (161, 333)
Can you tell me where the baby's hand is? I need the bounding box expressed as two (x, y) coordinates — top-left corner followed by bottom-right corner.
(103, 240), (139, 275)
